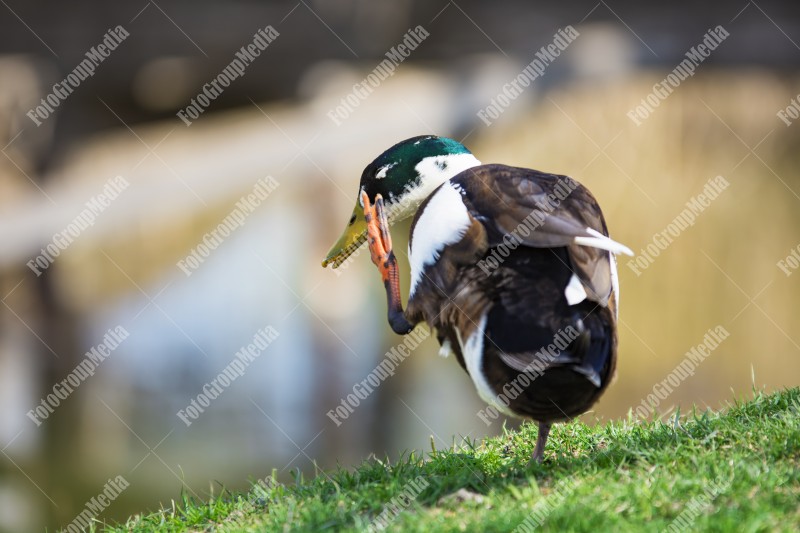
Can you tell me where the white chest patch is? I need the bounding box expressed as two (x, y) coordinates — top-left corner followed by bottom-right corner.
(564, 273), (588, 306)
(461, 314), (517, 417)
(408, 181), (472, 297)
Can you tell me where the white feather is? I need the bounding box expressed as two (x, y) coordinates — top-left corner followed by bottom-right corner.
(610, 252), (620, 318)
(461, 314), (516, 417)
(413, 153), (481, 190)
(375, 162), (396, 179)
(574, 227), (633, 256)
(438, 339), (452, 358)
(565, 273), (588, 306)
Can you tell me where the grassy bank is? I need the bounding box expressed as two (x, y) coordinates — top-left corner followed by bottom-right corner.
(110, 388), (799, 532)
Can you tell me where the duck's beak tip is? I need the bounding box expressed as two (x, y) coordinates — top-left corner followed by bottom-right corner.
(321, 204), (367, 271)
(322, 246), (345, 269)
(321, 255), (341, 269)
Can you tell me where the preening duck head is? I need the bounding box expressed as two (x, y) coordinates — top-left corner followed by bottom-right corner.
(322, 135), (481, 268)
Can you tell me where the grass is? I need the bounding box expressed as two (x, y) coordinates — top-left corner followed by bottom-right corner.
(108, 388), (799, 532)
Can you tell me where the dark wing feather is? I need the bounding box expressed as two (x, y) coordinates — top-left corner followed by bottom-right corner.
(477, 245), (612, 389)
(452, 164), (619, 306)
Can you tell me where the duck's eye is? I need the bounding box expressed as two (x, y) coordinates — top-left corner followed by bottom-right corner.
(349, 213), (357, 225)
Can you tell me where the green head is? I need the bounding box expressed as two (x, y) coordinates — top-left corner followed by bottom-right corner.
(322, 135), (481, 268)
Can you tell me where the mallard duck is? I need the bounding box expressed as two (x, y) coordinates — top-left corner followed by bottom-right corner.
(322, 135), (632, 462)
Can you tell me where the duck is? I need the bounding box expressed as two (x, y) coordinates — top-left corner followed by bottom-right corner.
(322, 135), (633, 462)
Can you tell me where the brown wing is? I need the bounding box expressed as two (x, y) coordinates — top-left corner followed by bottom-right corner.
(452, 164), (627, 307)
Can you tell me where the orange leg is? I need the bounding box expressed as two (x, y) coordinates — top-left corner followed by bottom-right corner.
(361, 191), (413, 334)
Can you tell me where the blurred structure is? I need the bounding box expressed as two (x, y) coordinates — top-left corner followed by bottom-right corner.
(0, 1), (799, 531)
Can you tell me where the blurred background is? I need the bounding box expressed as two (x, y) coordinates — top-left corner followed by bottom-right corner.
(0, 0), (799, 531)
